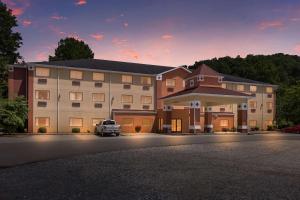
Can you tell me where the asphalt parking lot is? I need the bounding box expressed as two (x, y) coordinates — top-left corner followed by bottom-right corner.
(0, 134), (299, 199)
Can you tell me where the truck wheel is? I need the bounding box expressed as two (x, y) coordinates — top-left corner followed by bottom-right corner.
(116, 133), (120, 136)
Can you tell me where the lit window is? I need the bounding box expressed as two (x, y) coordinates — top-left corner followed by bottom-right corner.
(92, 93), (105, 102)
(142, 119), (152, 126)
(69, 118), (83, 127)
(122, 95), (133, 103)
(249, 101), (257, 109)
(70, 70), (83, 80)
(93, 72), (104, 81)
(141, 77), (152, 85)
(266, 87), (273, 93)
(220, 119), (229, 127)
(218, 76), (223, 82)
(36, 67), (50, 77)
(70, 92), (83, 101)
(266, 102), (273, 109)
(166, 79), (176, 87)
(265, 120), (273, 126)
(141, 96), (152, 104)
(237, 84), (245, 91)
(35, 117), (49, 127)
(35, 90), (50, 100)
(249, 120), (257, 127)
(121, 118), (134, 126)
(122, 75), (132, 84)
(250, 85), (257, 92)
(92, 118), (104, 126)
(221, 83), (226, 89)
(190, 79), (194, 87)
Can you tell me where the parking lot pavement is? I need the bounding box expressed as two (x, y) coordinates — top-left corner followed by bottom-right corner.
(0, 138), (299, 200)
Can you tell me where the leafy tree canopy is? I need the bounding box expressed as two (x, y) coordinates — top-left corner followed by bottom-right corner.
(49, 37), (94, 61)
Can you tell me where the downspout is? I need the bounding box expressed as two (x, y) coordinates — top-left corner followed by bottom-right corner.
(57, 68), (59, 133)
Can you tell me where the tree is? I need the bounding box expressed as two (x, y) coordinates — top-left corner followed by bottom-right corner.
(49, 37), (94, 61)
(0, 96), (28, 133)
(0, 2), (22, 98)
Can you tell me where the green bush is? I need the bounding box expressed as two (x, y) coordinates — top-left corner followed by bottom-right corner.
(231, 127), (237, 132)
(38, 127), (47, 133)
(267, 125), (274, 131)
(135, 126), (141, 133)
(72, 128), (80, 133)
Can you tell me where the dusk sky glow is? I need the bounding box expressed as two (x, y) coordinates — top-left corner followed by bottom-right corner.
(3, 0), (300, 66)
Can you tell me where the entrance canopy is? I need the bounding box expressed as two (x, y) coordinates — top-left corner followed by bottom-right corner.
(162, 86), (252, 106)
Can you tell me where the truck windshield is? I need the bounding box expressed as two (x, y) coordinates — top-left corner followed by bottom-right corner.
(103, 120), (115, 125)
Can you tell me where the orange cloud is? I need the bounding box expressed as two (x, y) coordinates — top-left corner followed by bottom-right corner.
(51, 15), (67, 20)
(121, 49), (139, 59)
(11, 7), (24, 16)
(90, 33), (104, 41)
(36, 52), (47, 61)
(161, 34), (174, 40)
(22, 19), (32, 27)
(294, 44), (300, 54)
(258, 20), (284, 30)
(2, 0), (30, 16)
(75, 0), (87, 6)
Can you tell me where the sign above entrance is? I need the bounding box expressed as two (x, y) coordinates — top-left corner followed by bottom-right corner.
(190, 100), (201, 108)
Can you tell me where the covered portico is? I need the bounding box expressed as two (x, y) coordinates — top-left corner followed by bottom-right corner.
(161, 86), (251, 133)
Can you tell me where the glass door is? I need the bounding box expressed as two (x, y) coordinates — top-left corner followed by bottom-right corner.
(171, 119), (182, 133)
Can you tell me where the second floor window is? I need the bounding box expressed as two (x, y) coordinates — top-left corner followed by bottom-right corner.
(237, 84), (245, 91)
(70, 70), (83, 80)
(36, 67), (50, 77)
(141, 77), (151, 85)
(266, 102), (273, 110)
(35, 90), (50, 100)
(122, 95), (133, 103)
(122, 75), (132, 84)
(190, 79), (194, 87)
(250, 85), (257, 92)
(249, 101), (257, 109)
(92, 93), (105, 102)
(266, 87), (273, 93)
(93, 72), (104, 81)
(141, 96), (152, 104)
(70, 92), (83, 101)
(166, 79), (176, 87)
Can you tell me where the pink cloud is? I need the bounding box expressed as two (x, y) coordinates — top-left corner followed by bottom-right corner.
(48, 25), (66, 36)
(36, 52), (48, 61)
(22, 19), (32, 27)
(290, 18), (300, 22)
(258, 20), (284, 30)
(112, 38), (128, 47)
(75, 0), (87, 6)
(294, 44), (300, 54)
(121, 49), (139, 59)
(11, 7), (24, 16)
(51, 14), (67, 20)
(2, 0), (30, 16)
(90, 33), (104, 41)
(123, 22), (129, 28)
(161, 34), (174, 40)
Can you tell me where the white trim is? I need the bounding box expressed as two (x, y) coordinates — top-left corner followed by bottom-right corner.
(163, 124), (171, 128)
(222, 80), (277, 88)
(163, 92), (250, 101)
(238, 125), (248, 130)
(158, 66), (191, 75)
(189, 125), (201, 130)
(205, 106), (213, 112)
(204, 124), (213, 128)
(185, 74), (224, 81)
(163, 105), (173, 111)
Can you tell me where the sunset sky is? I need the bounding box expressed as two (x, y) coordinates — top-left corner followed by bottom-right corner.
(3, 0), (300, 66)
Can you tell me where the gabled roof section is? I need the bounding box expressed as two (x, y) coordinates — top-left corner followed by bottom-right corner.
(162, 86), (251, 100)
(186, 64), (220, 79)
(222, 73), (274, 85)
(32, 59), (173, 75)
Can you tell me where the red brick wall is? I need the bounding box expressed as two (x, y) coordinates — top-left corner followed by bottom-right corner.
(8, 67), (27, 99)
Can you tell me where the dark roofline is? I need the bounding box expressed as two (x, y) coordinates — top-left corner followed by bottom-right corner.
(222, 73), (277, 86)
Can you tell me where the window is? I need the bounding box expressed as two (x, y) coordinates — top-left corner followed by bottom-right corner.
(69, 118), (83, 127)
(249, 101), (257, 109)
(72, 102), (80, 107)
(141, 96), (152, 104)
(121, 118), (134, 126)
(35, 90), (50, 100)
(37, 78), (47, 84)
(69, 92), (83, 101)
(237, 84), (245, 91)
(250, 85), (257, 92)
(220, 119), (229, 127)
(249, 120), (257, 127)
(122, 95), (133, 103)
(142, 119), (152, 126)
(35, 117), (49, 127)
(218, 76), (223, 82)
(221, 83), (226, 89)
(266, 87), (273, 93)
(166, 79), (176, 87)
(70, 70), (83, 80)
(266, 102), (273, 110)
(122, 75), (132, 84)
(190, 79), (194, 87)
(93, 72), (104, 81)
(94, 103), (102, 108)
(36, 67), (50, 77)
(141, 77), (151, 85)
(95, 82), (102, 87)
(265, 120), (273, 126)
(92, 93), (105, 102)
(72, 81), (80, 86)
(92, 118), (104, 126)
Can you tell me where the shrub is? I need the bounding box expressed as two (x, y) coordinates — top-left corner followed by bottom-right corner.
(267, 125), (274, 131)
(254, 126), (259, 131)
(38, 127), (47, 133)
(72, 128), (80, 133)
(222, 128), (229, 132)
(135, 126), (141, 133)
(231, 127), (237, 132)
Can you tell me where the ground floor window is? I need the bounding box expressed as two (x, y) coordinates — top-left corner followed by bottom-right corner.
(249, 120), (257, 127)
(265, 120), (273, 126)
(158, 118), (163, 131)
(35, 117), (49, 127)
(171, 119), (182, 132)
(220, 119), (229, 127)
(70, 118), (83, 127)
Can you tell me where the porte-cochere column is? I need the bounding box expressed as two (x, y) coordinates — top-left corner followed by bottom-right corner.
(204, 106), (213, 133)
(163, 105), (172, 133)
(189, 101), (201, 133)
(237, 103), (248, 133)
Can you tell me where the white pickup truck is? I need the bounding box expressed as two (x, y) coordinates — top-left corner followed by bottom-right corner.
(95, 120), (120, 136)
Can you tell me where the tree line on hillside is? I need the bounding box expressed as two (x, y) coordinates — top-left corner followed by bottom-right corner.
(190, 54), (300, 127)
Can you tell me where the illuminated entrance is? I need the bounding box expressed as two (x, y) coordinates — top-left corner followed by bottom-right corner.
(171, 118), (182, 133)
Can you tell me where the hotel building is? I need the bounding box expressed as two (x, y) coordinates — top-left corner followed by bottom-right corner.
(8, 59), (277, 133)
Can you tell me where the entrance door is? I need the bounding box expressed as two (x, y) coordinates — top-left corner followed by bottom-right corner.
(171, 119), (182, 133)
